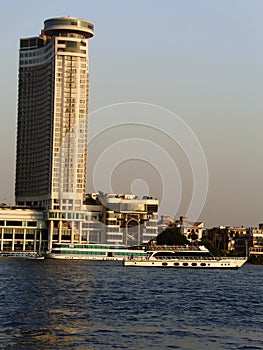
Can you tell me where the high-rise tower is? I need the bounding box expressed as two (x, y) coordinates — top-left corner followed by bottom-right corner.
(15, 17), (94, 210)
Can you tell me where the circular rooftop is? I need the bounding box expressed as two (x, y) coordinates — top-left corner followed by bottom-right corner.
(43, 17), (94, 38)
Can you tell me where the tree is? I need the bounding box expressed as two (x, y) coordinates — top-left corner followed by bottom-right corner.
(189, 230), (199, 242)
(156, 227), (189, 245)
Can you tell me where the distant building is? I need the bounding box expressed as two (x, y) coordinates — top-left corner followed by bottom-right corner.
(158, 215), (205, 242)
(249, 227), (263, 255)
(157, 215), (171, 233)
(227, 227), (248, 252)
(181, 221), (204, 242)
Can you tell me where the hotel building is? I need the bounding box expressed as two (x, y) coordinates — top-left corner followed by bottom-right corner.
(0, 17), (159, 253)
(16, 17), (94, 211)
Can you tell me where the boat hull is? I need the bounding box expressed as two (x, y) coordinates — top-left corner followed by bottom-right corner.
(0, 252), (44, 260)
(123, 258), (247, 269)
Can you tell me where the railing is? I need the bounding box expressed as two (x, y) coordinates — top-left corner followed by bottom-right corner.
(147, 245), (204, 251)
(249, 247), (263, 254)
(125, 255), (246, 262)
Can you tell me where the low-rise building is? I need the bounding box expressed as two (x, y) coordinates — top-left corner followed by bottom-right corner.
(0, 206), (48, 252)
(0, 193), (158, 252)
(99, 193), (159, 245)
(249, 227), (263, 255)
(158, 215), (205, 242)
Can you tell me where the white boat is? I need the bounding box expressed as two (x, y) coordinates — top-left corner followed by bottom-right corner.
(26, 254), (45, 260)
(46, 243), (147, 260)
(123, 245), (247, 269)
(0, 251), (44, 260)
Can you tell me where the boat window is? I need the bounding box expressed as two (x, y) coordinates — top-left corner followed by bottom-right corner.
(183, 262), (188, 266)
(162, 262), (168, 266)
(174, 262), (180, 266)
(191, 263), (197, 266)
(153, 252), (177, 258)
(200, 263), (206, 266)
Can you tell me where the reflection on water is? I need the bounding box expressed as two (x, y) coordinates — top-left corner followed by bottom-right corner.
(0, 260), (262, 349)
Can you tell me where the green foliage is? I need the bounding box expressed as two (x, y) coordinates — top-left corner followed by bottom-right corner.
(248, 255), (263, 265)
(201, 238), (220, 256)
(156, 227), (189, 245)
(189, 231), (199, 241)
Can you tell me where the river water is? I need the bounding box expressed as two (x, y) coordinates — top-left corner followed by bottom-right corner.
(0, 260), (262, 350)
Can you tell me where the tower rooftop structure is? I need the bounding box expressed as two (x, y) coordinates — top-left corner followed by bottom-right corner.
(43, 16), (94, 38)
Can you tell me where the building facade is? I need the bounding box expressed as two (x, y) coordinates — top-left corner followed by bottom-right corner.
(16, 17), (94, 211)
(98, 193), (159, 246)
(0, 18), (159, 253)
(0, 193), (159, 252)
(0, 205), (48, 252)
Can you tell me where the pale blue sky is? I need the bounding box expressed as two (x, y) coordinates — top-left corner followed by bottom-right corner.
(0, 0), (262, 227)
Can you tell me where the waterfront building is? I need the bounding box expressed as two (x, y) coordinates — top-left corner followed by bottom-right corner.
(248, 227), (263, 255)
(0, 17), (159, 253)
(16, 17), (94, 211)
(98, 193), (159, 245)
(0, 193), (158, 251)
(181, 221), (204, 242)
(0, 205), (48, 252)
(158, 215), (204, 242)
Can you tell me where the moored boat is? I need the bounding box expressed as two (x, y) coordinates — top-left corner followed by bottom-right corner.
(26, 254), (45, 260)
(0, 251), (44, 260)
(46, 243), (147, 260)
(123, 245), (247, 269)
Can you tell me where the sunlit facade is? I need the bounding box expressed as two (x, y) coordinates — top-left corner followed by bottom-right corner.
(0, 18), (160, 254)
(15, 17), (94, 211)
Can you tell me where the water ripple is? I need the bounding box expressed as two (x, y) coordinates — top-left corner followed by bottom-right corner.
(0, 261), (262, 349)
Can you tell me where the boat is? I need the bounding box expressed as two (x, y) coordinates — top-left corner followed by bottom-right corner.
(26, 254), (45, 260)
(46, 243), (147, 260)
(0, 251), (44, 260)
(123, 245), (247, 269)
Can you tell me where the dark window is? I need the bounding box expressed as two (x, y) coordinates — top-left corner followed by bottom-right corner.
(191, 263), (197, 267)
(20, 39), (29, 48)
(162, 262), (168, 266)
(6, 221), (22, 227)
(154, 252), (177, 258)
(27, 221), (37, 227)
(183, 262), (188, 266)
(200, 263), (206, 267)
(30, 38), (37, 46)
(146, 204), (158, 213)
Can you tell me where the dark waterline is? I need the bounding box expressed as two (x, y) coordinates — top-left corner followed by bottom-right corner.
(0, 260), (262, 350)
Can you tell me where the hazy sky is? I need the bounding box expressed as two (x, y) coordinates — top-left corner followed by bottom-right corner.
(0, 0), (262, 227)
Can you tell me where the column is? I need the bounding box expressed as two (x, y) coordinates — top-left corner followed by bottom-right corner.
(71, 221), (74, 244)
(1, 228), (3, 251)
(12, 228), (15, 251)
(23, 228), (26, 251)
(33, 230), (37, 251)
(58, 220), (62, 243)
(48, 220), (54, 251)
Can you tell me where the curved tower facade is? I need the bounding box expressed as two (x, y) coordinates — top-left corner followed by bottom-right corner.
(15, 17), (94, 210)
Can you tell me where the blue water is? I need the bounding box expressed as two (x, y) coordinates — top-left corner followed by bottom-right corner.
(0, 260), (262, 350)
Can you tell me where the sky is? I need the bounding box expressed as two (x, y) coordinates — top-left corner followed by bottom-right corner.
(0, 0), (262, 228)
